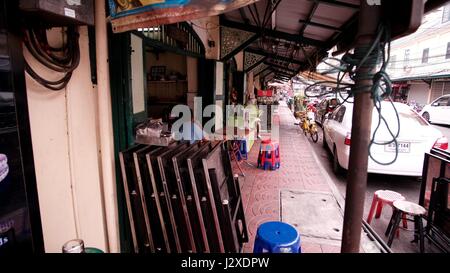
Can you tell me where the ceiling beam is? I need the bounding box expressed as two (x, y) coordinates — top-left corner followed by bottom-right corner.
(220, 17), (327, 48)
(254, 66), (272, 77)
(268, 57), (301, 69)
(264, 62), (297, 73)
(274, 75), (291, 80)
(326, 13), (358, 54)
(221, 34), (260, 61)
(246, 47), (305, 66)
(238, 8), (250, 24)
(298, 19), (342, 32)
(245, 56), (268, 73)
(263, 0), (283, 29)
(260, 69), (274, 79)
(311, 0), (359, 10)
(272, 69), (296, 77)
(299, 1), (319, 36)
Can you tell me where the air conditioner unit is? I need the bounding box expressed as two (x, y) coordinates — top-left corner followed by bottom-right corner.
(19, 0), (94, 26)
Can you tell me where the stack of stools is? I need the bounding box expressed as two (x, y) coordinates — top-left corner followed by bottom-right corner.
(367, 190), (408, 238)
(257, 139), (280, 171)
(253, 221), (301, 253)
(386, 200), (427, 253)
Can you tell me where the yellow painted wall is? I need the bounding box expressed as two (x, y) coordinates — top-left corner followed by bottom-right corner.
(191, 16), (220, 60)
(24, 27), (108, 252)
(145, 50), (187, 78)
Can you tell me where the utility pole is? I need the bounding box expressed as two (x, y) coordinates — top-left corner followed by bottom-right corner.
(341, 1), (381, 253)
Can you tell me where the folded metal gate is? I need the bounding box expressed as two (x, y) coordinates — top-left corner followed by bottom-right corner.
(119, 141), (249, 253)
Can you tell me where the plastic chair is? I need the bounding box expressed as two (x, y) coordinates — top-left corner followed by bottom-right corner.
(386, 200), (426, 253)
(239, 140), (248, 160)
(253, 221), (301, 253)
(257, 139), (280, 170)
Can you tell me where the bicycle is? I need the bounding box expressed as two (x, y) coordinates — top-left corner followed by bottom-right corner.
(301, 112), (319, 143)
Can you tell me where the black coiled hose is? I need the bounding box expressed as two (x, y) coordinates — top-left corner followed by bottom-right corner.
(24, 26), (80, 91)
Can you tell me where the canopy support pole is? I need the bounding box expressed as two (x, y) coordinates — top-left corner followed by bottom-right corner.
(341, 1), (381, 253)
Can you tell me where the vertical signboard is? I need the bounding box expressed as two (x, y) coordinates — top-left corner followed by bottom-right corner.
(0, 0), (43, 254)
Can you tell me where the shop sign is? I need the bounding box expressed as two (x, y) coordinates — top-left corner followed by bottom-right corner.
(108, 0), (260, 33)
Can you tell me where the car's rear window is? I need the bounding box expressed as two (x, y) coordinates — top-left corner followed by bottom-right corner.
(373, 105), (428, 129)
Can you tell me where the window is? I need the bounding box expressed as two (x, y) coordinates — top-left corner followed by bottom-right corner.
(328, 98), (338, 107)
(404, 49), (410, 67)
(446, 42), (450, 59)
(334, 106), (346, 123)
(331, 107), (340, 120)
(433, 96), (450, 106)
(422, 48), (429, 63)
(443, 4), (450, 23)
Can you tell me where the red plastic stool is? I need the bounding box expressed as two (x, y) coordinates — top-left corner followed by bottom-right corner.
(257, 139), (280, 170)
(367, 190), (408, 237)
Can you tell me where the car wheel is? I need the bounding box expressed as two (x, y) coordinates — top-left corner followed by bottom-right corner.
(322, 129), (328, 149)
(332, 146), (342, 175)
(422, 112), (430, 123)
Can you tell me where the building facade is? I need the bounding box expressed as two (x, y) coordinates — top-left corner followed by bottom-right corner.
(387, 4), (450, 105)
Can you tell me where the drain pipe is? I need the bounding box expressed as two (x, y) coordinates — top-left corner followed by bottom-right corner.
(340, 1), (381, 253)
(95, 0), (119, 253)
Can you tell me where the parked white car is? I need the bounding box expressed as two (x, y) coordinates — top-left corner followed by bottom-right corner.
(420, 94), (450, 125)
(323, 102), (448, 176)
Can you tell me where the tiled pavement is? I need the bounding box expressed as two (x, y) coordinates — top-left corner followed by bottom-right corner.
(236, 101), (342, 253)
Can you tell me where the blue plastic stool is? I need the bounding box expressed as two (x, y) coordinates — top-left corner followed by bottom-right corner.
(239, 140), (248, 160)
(253, 221), (301, 253)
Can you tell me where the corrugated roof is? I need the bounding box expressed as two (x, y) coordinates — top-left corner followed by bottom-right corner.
(221, 0), (360, 81)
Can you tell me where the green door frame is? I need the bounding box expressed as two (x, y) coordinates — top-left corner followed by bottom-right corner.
(109, 26), (207, 252)
(109, 31), (134, 253)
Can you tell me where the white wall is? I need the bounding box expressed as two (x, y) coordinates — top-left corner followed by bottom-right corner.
(387, 7), (450, 80)
(235, 51), (244, 71)
(215, 62), (224, 131)
(24, 27), (107, 252)
(254, 75), (261, 90)
(247, 71), (254, 99)
(131, 34), (145, 114)
(191, 16), (220, 60)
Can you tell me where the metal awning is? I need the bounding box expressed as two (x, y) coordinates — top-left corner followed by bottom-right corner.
(392, 73), (450, 82)
(220, 0), (360, 81)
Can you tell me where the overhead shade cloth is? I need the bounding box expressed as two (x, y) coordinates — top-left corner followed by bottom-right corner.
(108, 0), (260, 33)
(298, 71), (352, 87)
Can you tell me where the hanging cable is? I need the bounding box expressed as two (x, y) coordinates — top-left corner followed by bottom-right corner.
(24, 26), (80, 91)
(304, 22), (402, 165)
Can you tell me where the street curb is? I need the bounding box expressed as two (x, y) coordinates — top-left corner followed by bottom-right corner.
(296, 113), (382, 253)
(306, 137), (347, 212)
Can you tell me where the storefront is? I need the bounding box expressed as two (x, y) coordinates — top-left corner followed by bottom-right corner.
(108, 22), (226, 251)
(392, 82), (410, 103)
(430, 79), (450, 101)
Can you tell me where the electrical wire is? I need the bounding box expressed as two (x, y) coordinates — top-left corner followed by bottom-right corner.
(304, 22), (402, 165)
(24, 26), (80, 91)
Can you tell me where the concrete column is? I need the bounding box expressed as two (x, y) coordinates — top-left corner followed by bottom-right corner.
(95, 0), (120, 253)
